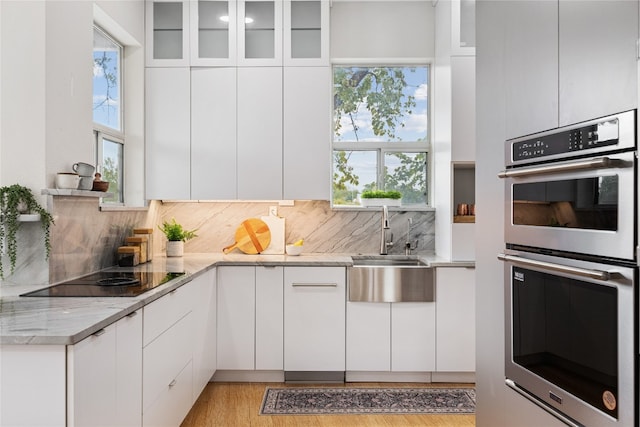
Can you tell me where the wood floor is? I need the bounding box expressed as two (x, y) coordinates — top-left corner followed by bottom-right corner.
(181, 382), (476, 427)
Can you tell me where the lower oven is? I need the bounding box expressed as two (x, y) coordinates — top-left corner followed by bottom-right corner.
(499, 249), (636, 427)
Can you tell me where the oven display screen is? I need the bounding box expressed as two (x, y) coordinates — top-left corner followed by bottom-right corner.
(511, 266), (618, 417)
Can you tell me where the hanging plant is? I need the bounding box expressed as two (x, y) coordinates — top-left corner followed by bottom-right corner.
(0, 184), (54, 279)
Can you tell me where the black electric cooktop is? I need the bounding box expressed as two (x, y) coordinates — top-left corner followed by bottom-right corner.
(20, 271), (186, 297)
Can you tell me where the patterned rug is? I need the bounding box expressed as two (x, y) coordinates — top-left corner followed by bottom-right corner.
(260, 387), (476, 415)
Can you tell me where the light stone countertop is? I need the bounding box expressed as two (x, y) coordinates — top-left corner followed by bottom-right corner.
(0, 252), (473, 345)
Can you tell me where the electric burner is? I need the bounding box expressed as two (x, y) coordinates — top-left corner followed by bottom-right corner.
(20, 271), (186, 297)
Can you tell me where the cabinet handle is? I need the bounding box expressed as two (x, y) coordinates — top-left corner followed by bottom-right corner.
(291, 282), (337, 287)
(126, 311), (138, 318)
(170, 288), (178, 295)
(497, 156), (627, 179)
(169, 379), (177, 388)
(93, 328), (106, 337)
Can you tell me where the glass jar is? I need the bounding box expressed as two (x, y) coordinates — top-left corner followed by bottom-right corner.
(133, 228), (154, 262)
(117, 246), (140, 267)
(125, 236), (148, 263)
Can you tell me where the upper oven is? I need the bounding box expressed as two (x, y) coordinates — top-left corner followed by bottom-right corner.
(499, 110), (637, 262)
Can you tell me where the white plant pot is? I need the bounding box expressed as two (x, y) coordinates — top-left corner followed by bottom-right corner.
(360, 198), (402, 207)
(166, 241), (184, 257)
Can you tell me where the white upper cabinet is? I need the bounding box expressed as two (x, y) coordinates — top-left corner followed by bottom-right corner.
(191, 0), (238, 66)
(558, 0), (638, 126)
(283, 66), (330, 200)
(283, 0), (329, 65)
(238, 0), (283, 65)
(504, 0), (558, 140)
(504, 0), (638, 139)
(146, 0), (191, 66)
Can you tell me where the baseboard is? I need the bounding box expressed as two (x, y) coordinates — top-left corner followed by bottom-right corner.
(431, 372), (475, 383)
(345, 371), (432, 383)
(212, 370), (285, 382)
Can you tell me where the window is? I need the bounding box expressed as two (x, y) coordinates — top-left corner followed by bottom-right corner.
(93, 26), (124, 204)
(332, 65), (429, 207)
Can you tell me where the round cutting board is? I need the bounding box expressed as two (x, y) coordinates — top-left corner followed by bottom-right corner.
(223, 218), (271, 254)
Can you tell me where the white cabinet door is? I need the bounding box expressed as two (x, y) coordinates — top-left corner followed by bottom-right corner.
(504, 0), (558, 139)
(191, 67), (238, 199)
(190, 0), (238, 66)
(217, 266), (256, 369)
(237, 67), (283, 199)
(284, 267), (346, 371)
(559, 0), (638, 126)
(145, 67), (191, 200)
(451, 56), (475, 162)
(142, 360), (193, 427)
(143, 312), (194, 423)
(68, 324), (118, 427)
(283, 66), (330, 200)
(146, 0), (190, 67)
(346, 302), (391, 371)
(283, 0), (330, 66)
(116, 311), (143, 427)
(436, 267), (476, 372)
(1, 345), (66, 427)
(237, 0), (283, 66)
(192, 269), (217, 399)
(256, 266), (284, 370)
(391, 303), (436, 372)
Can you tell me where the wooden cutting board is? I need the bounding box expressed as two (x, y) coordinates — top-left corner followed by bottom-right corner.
(223, 218), (271, 254)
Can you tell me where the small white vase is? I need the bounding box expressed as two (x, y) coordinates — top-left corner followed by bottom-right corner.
(166, 240), (184, 257)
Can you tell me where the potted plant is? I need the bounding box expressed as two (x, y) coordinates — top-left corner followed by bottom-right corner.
(0, 184), (54, 279)
(158, 218), (197, 257)
(360, 190), (402, 207)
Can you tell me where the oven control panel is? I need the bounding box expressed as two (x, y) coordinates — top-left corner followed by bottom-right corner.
(512, 119), (619, 162)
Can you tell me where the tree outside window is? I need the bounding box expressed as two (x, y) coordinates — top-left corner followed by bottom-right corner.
(332, 66), (429, 207)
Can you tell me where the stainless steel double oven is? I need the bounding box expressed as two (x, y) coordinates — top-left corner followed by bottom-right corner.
(499, 110), (638, 427)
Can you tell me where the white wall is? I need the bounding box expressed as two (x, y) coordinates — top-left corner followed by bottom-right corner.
(330, 1), (435, 59)
(0, 2), (47, 201)
(0, 1), (144, 205)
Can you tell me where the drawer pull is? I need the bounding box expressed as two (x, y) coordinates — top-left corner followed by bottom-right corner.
(93, 328), (106, 337)
(292, 282), (337, 287)
(169, 379), (177, 388)
(126, 311), (138, 318)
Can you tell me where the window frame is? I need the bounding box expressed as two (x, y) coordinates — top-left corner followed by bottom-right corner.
(331, 63), (432, 209)
(93, 24), (125, 206)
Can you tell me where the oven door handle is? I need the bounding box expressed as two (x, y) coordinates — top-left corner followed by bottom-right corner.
(497, 253), (611, 281)
(497, 156), (627, 179)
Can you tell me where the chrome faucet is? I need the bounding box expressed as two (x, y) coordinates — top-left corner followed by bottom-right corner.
(405, 217), (417, 255)
(380, 205), (393, 255)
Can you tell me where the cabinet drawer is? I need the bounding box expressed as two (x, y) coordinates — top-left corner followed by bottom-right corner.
(143, 312), (194, 412)
(142, 360), (193, 427)
(143, 282), (195, 346)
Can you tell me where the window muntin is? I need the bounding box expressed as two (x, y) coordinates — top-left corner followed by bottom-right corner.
(93, 25), (124, 204)
(332, 66), (429, 207)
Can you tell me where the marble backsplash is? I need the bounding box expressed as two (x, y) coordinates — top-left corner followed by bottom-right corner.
(2, 197), (435, 286)
(155, 200), (435, 257)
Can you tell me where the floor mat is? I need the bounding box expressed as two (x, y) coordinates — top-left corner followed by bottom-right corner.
(260, 387), (476, 415)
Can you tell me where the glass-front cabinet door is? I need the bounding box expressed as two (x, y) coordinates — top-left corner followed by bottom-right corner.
(191, 0), (237, 65)
(238, 0), (283, 65)
(146, 0), (190, 66)
(284, 0), (328, 65)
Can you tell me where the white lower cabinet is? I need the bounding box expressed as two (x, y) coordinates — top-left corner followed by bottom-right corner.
(142, 280), (197, 427)
(435, 267), (476, 372)
(67, 310), (142, 427)
(283, 266), (346, 371)
(217, 266), (284, 370)
(192, 268), (217, 398)
(346, 302), (435, 372)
